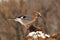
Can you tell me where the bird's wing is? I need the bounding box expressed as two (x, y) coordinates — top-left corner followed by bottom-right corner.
(24, 17), (31, 20)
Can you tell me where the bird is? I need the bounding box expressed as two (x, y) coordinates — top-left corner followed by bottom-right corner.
(8, 11), (41, 28)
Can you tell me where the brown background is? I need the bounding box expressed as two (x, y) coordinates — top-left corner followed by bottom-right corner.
(0, 0), (60, 40)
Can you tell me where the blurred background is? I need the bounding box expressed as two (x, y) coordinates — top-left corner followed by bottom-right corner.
(0, 0), (60, 40)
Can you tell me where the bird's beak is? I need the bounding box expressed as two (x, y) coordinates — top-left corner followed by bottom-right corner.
(37, 12), (41, 17)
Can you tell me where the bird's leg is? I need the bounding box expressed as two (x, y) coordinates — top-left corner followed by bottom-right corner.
(27, 24), (31, 29)
(24, 24), (30, 31)
(27, 24), (30, 27)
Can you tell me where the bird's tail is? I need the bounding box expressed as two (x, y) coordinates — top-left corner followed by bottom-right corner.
(8, 18), (18, 21)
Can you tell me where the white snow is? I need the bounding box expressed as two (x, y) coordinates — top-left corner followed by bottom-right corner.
(45, 34), (50, 37)
(27, 31), (50, 39)
(27, 32), (36, 36)
(27, 32), (37, 39)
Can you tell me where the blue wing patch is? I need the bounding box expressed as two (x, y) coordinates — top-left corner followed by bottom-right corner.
(24, 17), (31, 20)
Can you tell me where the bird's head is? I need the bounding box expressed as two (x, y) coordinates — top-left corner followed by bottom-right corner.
(32, 11), (42, 18)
